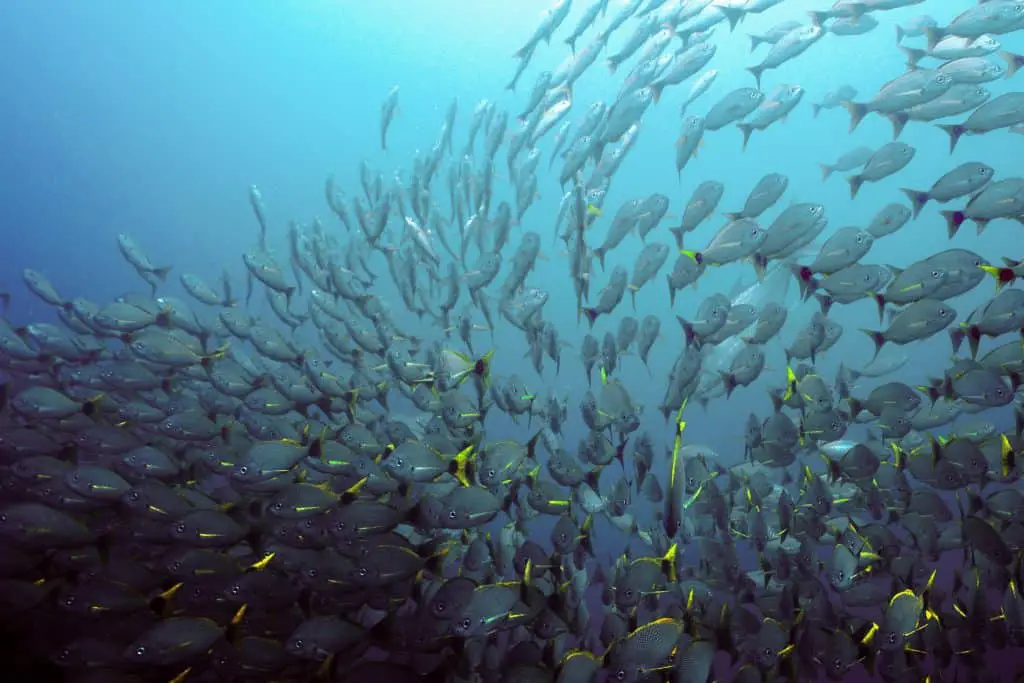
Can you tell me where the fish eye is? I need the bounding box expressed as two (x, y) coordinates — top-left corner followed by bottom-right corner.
(238, 465), (248, 476)
(175, 522), (187, 534)
(293, 639), (304, 650)
(615, 670), (627, 681)
(135, 646), (146, 657)
(64, 595), (76, 606)
(435, 601), (446, 613)
(886, 632), (897, 645)
(832, 658), (842, 671)
(931, 270), (940, 278)
(460, 618), (472, 630)
(763, 647), (772, 657)
(230, 585), (240, 596)
(448, 510), (457, 519)
(358, 567), (368, 577)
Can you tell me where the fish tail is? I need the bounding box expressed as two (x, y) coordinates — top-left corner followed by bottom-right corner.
(1000, 50), (1024, 79)
(449, 444), (475, 487)
(676, 315), (696, 347)
(941, 209), (965, 239)
(789, 263), (815, 301)
(847, 174), (864, 200)
(900, 187), (928, 218)
(898, 44), (924, 69)
(650, 82), (664, 104)
(814, 293), (833, 316)
(936, 123), (965, 154)
(721, 5), (744, 30)
(860, 328), (886, 360)
(887, 112), (910, 141)
(737, 124), (754, 151)
(924, 25), (945, 51)
(669, 226), (684, 249)
(819, 163), (834, 181)
(720, 371), (737, 399)
(948, 326), (966, 354)
(841, 100), (867, 133)
(1001, 433), (1017, 476)
(661, 543), (678, 583)
(783, 365), (797, 402)
(870, 293), (887, 325)
(746, 65), (763, 90)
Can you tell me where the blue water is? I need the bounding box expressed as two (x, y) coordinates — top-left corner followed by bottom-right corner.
(4, 0), (1016, 444)
(2, 0), (1022, 678)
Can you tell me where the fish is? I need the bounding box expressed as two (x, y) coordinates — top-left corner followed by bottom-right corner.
(5, 5), (1024, 683)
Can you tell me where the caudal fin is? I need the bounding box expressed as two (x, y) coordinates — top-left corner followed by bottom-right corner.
(650, 82), (665, 105)
(1000, 50), (1024, 78)
(747, 66), (764, 90)
(737, 123), (755, 151)
(720, 5), (745, 31)
(847, 174), (865, 200)
(936, 123), (966, 154)
(860, 329), (886, 360)
(941, 210), (965, 239)
(898, 45), (925, 69)
(841, 101), (868, 133)
(900, 188), (930, 219)
(887, 112), (909, 140)
(925, 26), (946, 51)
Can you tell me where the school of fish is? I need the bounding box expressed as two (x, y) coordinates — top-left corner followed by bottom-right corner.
(3, 0), (1024, 681)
